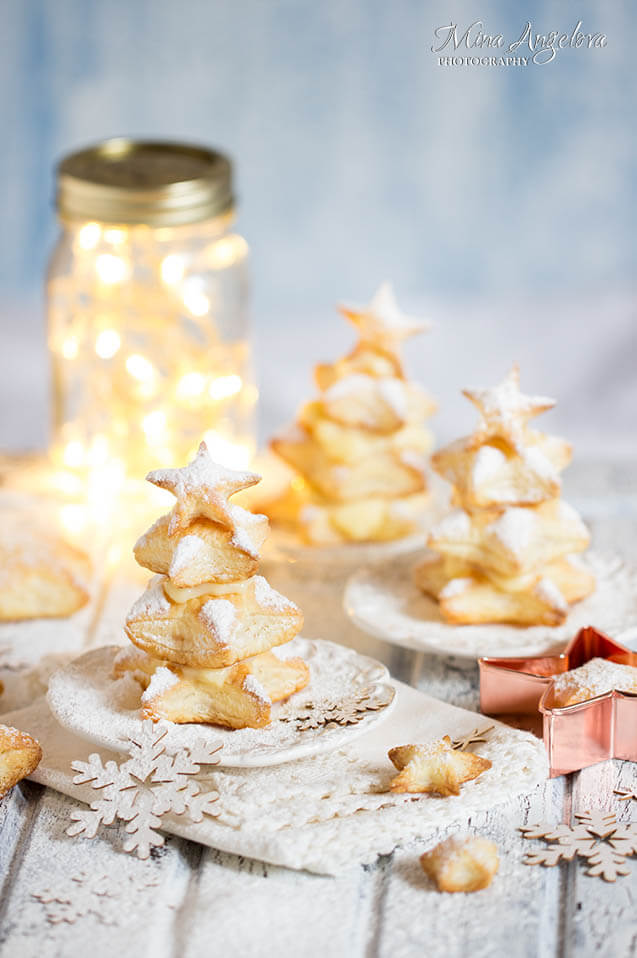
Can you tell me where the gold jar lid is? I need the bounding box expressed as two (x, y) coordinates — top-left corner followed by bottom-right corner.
(56, 138), (234, 226)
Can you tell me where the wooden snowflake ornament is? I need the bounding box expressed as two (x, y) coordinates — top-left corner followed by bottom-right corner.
(614, 787), (637, 803)
(32, 872), (160, 925)
(520, 812), (637, 882)
(450, 725), (494, 751)
(282, 686), (395, 731)
(67, 720), (223, 859)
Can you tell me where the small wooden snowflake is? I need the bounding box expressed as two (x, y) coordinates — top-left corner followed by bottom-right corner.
(520, 811), (637, 882)
(450, 725), (494, 751)
(283, 686), (394, 731)
(32, 872), (160, 925)
(614, 787), (637, 802)
(66, 721), (223, 859)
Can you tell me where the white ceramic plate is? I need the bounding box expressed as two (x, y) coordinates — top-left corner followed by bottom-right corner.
(344, 551), (637, 660)
(46, 637), (396, 767)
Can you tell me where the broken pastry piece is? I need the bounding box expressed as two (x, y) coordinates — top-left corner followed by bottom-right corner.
(420, 835), (499, 892)
(115, 647), (309, 729)
(0, 725), (42, 798)
(264, 283), (436, 544)
(388, 736), (492, 796)
(119, 442), (308, 728)
(550, 658), (637, 708)
(0, 515), (90, 621)
(416, 366), (594, 625)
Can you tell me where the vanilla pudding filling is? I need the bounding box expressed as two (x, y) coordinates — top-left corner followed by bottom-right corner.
(163, 576), (252, 604)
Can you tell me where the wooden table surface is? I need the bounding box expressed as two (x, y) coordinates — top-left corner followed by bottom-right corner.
(1, 458), (636, 958)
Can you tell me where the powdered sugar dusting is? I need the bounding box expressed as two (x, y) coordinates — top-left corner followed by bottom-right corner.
(440, 578), (474, 599)
(524, 446), (560, 484)
(466, 368), (555, 424)
(471, 445), (506, 486)
(491, 508), (537, 555)
(377, 378), (408, 418)
(427, 834), (497, 871)
(169, 535), (207, 578)
(399, 450), (427, 476)
(556, 500), (582, 524)
(127, 576), (171, 620)
(535, 577), (568, 612)
(343, 282), (431, 341)
(552, 657), (637, 701)
(199, 599), (237, 644)
(431, 510), (472, 541)
(242, 673), (271, 704)
(227, 504), (267, 559)
(324, 373), (374, 401)
(147, 442), (259, 500)
(252, 576), (297, 613)
(0, 724), (38, 750)
(141, 666), (180, 703)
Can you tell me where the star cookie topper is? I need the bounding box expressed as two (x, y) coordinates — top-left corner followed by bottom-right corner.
(463, 364), (555, 453)
(479, 626), (637, 778)
(147, 441), (260, 535)
(339, 282), (431, 348)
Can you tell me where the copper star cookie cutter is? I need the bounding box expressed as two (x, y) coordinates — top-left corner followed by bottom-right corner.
(478, 627), (637, 777)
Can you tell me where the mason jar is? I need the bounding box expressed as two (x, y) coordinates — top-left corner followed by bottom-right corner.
(47, 138), (256, 488)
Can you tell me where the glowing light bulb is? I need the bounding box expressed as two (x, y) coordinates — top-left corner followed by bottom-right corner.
(96, 253), (128, 284)
(60, 504), (88, 536)
(161, 254), (185, 285)
(208, 374), (242, 401)
(182, 284), (210, 317)
(176, 372), (206, 399)
(95, 329), (121, 359)
(208, 235), (248, 269)
(62, 336), (79, 360)
(87, 434), (110, 467)
(78, 222), (101, 250)
(126, 354), (156, 382)
(103, 228), (126, 245)
(142, 410), (167, 442)
(50, 470), (84, 497)
(63, 441), (85, 468)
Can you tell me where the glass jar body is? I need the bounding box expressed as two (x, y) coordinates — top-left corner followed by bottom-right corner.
(47, 213), (255, 480)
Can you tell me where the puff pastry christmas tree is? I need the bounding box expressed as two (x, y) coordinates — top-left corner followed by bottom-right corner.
(117, 442), (309, 729)
(267, 283), (436, 544)
(416, 366), (595, 625)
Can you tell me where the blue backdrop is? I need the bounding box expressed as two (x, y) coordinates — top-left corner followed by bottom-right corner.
(1, 0), (635, 450)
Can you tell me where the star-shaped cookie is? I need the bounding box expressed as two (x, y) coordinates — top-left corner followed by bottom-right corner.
(463, 364), (555, 453)
(146, 442), (261, 536)
(339, 282), (430, 347)
(388, 736), (492, 796)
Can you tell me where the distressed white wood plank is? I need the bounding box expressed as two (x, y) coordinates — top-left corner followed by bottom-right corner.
(174, 847), (375, 958)
(566, 761), (637, 957)
(0, 786), (194, 958)
(372, 778), (568, 958)
(0, 782), (44, 901)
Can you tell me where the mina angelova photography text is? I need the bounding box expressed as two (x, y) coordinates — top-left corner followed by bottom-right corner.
(432, 19), (607, 66)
